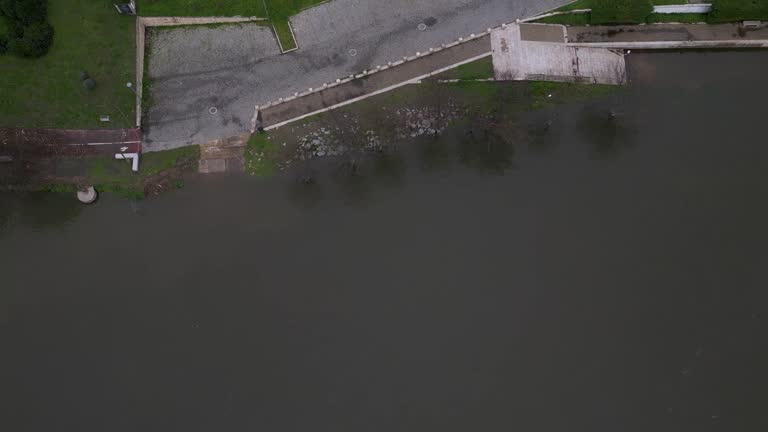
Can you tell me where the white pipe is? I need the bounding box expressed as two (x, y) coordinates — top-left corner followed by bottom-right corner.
(115, 152), (140, 172)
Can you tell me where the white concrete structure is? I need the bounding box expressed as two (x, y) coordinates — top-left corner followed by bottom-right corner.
(652, 4), (712, 14)
(76, 187), (98, 204)
(115, 153), (140, 172)
(491, 24), (626, 85)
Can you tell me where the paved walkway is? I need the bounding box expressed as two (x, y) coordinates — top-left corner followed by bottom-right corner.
(143, 0), (569, 151)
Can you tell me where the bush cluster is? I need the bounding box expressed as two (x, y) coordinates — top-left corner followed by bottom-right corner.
(0, 0), (54, 58)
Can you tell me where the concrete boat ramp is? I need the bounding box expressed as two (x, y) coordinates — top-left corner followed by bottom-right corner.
(491, 23), (627, 85)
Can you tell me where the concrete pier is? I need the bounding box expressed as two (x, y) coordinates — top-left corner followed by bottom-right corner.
(491, 24), (627, 85)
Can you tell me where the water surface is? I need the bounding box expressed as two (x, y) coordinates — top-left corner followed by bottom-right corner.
(1, 51), (767, 432)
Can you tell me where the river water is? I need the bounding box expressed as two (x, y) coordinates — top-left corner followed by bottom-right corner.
(2, 51), (767, 431)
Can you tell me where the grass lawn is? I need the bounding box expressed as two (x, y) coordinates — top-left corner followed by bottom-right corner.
(263, 0), (327, 51)
(527, 81), (618, 109)
(244, 132), (280, 176)
(0, 0), (136, 129)
(86, 145), (199, 198)
(138, 0), (267, 17)
(433, 57), (495, 81)
(709, 0), (768, 22)
(646, 13), (709, 23)
(272, 20), (297, 51)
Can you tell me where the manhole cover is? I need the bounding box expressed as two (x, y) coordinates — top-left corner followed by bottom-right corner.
(209, 107), (218, 115)
(349, 49), (357, 57)
(418, 23), (427, 31)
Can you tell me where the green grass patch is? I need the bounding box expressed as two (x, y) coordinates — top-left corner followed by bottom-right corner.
(264, 1), (326, 52)
(555, 0), (592, 11)
(245, 133), (280, 176)
(263, 0), (326, 20)
(0, 0), (136, 129)
(0, 15), (9, 37)
(137, 0), (267, 17)
(647, 13), (709, 23)
(272, 20), (296, 51)
(590, 0), (653, 24)
(435, 57), (494, 81)
(709, 0), (768, 22)
(528, 81), (619, 110)
(86, 145), (199, 199)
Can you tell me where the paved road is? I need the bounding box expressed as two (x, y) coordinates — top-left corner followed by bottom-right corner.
(144, 0), (569, 151)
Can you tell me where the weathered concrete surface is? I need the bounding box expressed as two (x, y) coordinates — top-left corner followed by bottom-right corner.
(198, 134), (247, 174)
(143, 0), (571, 151)
(492, 24), (626, 85)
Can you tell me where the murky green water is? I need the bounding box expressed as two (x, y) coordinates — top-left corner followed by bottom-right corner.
(1, 51), (767, 431)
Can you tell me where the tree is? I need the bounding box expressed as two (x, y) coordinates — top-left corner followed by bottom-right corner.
(8, 21), (53, 58)
(1, 0), (53, 58)
(0, 0), (47, 24)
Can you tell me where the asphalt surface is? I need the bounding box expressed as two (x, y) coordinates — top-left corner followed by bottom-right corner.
(143, 0), (569, 151)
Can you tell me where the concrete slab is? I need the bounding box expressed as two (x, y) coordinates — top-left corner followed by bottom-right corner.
(492, 24), (627, 85)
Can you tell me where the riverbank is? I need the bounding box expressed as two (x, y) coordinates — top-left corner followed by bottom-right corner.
(247, 79), (619, 179)
(0, 145), (199, 199)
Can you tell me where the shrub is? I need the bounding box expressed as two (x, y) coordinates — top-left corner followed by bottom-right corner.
(589, 0), (653, 24)
(709, 0), (768, 22)
(0, 35), (7, 54)
(9, 21), (53, 57)
(0, 0), (47, 25)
